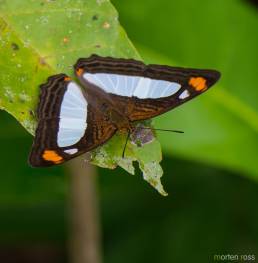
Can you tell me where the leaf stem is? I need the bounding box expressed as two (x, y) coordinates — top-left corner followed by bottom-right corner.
(68, 156), (102, 263)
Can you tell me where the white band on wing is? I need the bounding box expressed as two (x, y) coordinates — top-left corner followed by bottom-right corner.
(83, 73), (181, 99)
(58, 82), (87, 147)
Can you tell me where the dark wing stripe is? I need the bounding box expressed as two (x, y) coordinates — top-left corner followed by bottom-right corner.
(74, 54), (220, 85)
(37, 74), (69, 119)
(75, 55), (146, 76)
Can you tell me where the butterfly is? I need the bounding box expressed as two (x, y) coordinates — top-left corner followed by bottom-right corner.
(29, 54), (220, 167)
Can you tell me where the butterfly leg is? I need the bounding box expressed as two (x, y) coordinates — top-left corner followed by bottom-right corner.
(122, 131), (131, 158)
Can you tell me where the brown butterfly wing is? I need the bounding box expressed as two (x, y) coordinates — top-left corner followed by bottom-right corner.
(107, 71), (219, 122)
(74, 54), (220, 122)
(29, 75), (117, 167)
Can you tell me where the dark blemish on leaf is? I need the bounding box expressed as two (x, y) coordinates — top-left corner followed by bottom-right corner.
(38, 56), (52, 69)
(11, 43), (19, 50)
(95, 44), (101, 48)
(29, 110), (35, 117)
(92, 15), (99, 20)
(39, 56), (47, 66)
(21, 111), (25, 114)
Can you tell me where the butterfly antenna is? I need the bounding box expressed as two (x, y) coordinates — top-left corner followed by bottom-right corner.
(122, 131), (130, 158)
(138, 127), (184, 134)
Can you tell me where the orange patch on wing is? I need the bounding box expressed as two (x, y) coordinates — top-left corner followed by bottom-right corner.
(64, 76), (72, 82)
(76, 68), (84, 76)
(189, 77), (207, 91)
(43, 150), (63, 164)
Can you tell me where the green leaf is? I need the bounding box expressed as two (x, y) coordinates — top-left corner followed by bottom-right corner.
(91, 131), (167, 196)
(0, 0), (165, 195)
(113, 0), (258, 178)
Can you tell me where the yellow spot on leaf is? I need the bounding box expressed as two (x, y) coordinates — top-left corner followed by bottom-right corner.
(189, 77), (207, 91)
(103, 22), (110, 29)
(63, 37), (69, 43)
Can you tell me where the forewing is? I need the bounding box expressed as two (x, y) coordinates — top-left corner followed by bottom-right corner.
(74, 54), (220, 121)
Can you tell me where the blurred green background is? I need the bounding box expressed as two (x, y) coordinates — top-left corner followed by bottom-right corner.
(0, 0), (257, 262)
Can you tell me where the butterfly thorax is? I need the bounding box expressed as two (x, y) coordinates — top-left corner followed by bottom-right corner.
(99, 100), (132, 132)
(108, 108), (132, 132)
(84, 85), (132, 132)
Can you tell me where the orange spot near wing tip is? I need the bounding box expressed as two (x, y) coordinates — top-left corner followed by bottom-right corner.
(43, 150), (63, 164)
(189, 77), (207, 91)
(76, 68), (84, 76)
(64, 76), (72, 82)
